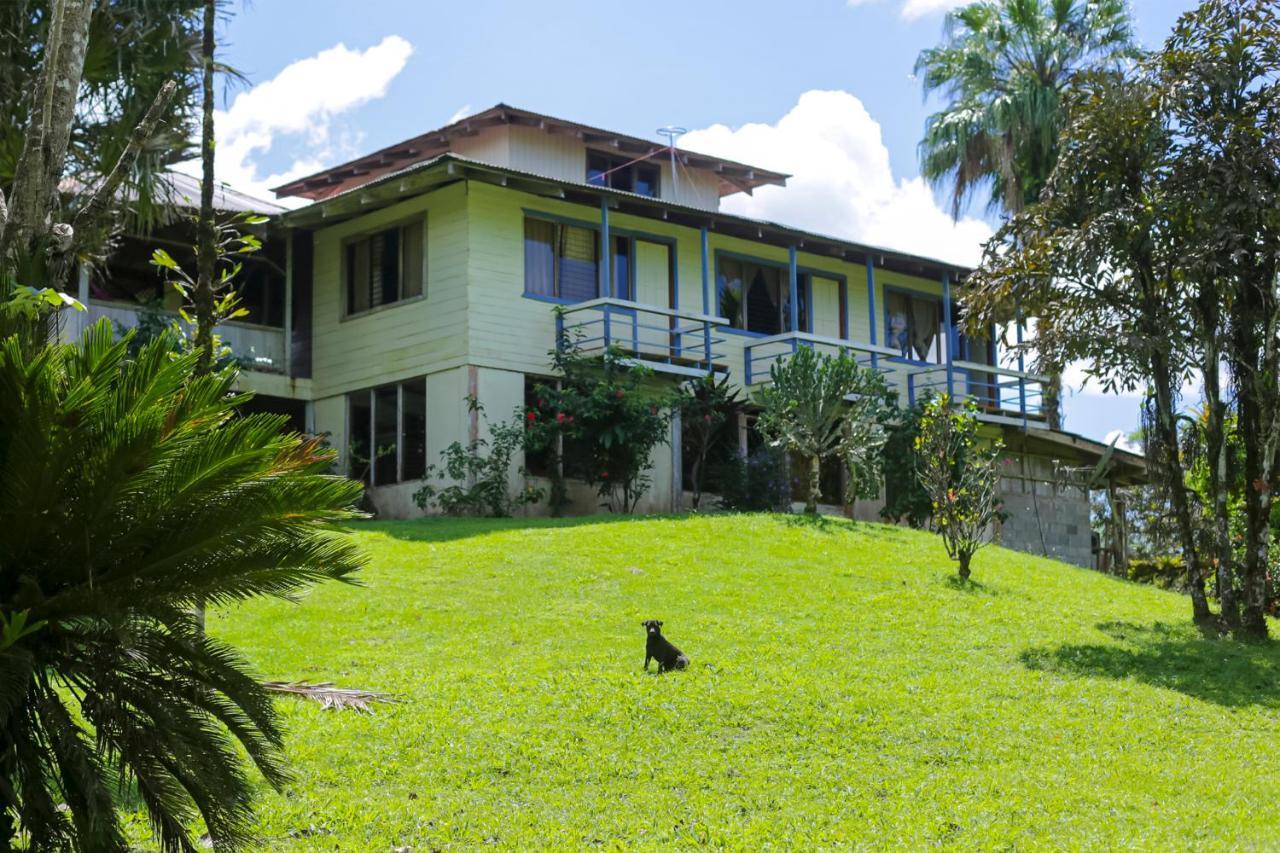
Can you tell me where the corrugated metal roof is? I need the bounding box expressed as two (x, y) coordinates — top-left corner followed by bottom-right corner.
(156, 170), (288, 214)
(281, 152), (974, 276)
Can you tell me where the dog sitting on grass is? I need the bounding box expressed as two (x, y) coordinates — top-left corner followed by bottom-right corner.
(641, 620), (689, 673)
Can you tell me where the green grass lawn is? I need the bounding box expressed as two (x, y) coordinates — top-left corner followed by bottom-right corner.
(197, 514), (1280, 848)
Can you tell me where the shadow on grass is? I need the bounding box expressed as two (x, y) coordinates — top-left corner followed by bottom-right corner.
(944, 575), (998, 596)
(1020, 620), (1280, 708)
(781, 512), (921, 542)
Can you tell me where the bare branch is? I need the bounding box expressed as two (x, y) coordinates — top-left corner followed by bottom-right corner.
(71, 80), (179, 240)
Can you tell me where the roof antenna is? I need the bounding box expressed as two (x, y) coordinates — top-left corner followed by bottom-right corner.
(657, 125), (687, 198)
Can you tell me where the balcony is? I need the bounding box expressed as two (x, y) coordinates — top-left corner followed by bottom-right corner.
(744, 331), (1048, 427)
(85, 300), (287, 373)
(555, 298), (729, 377)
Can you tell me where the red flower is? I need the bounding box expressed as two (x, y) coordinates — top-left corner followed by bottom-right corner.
(947, 489), (958, 503)
(537, 398), (545, 408)
(614, 389), (624, 399)
(556, 412), (567, 424)
(601, 470), (609, 479)
(566, 415), (574, 423)
(526, 411), (537, 422)
(703, 414), (712, 424)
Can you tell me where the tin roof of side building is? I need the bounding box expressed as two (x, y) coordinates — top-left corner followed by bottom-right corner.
(155, 170), (288, 214)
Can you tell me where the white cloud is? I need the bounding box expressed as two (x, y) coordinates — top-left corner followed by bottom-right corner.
(847, 0), (967, 21)
(176, 35), (414, 207)
(447, 103), (474, 124)
(1103, 429), (1142, 453)
(681, 90), (992, 268)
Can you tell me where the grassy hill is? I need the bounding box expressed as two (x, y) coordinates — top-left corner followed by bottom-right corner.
(199, 515), (1280, 848)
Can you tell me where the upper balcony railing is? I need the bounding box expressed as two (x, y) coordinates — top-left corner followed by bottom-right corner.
(86, 300), (287, 373)
(744, 330), (1049, 427)
(555, 298), (729, 377)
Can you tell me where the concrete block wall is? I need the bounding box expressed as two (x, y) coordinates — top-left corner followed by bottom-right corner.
(996, 452), (1093, 567)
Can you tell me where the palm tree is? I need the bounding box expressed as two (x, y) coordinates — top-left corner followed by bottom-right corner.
(0, 320), (365, 850)
(916, 1), (1136, 430)
(916, 0), (1137, 218)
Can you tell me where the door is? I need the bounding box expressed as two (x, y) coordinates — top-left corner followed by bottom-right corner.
(810, 275), (841, 339)
(634, 240), (673, 357)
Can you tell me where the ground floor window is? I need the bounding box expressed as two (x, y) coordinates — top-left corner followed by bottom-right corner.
(347, 377), (427, 486)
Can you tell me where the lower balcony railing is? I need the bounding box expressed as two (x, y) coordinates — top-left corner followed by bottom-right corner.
(743, 331), (900, 386)
(85, 300), (286, 373)
(745, 332), (1048, 426)
(555, 298), (728, 377)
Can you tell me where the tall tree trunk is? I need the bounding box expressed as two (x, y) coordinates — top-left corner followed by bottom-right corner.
(806, 454), (821, 515)
(1233, 273), (1278, 640)
(1150, 348), (1213, 625)
(0, 0), (95, 273)
(1202, 343), (1238, 629)
(192, 0), (218, 375)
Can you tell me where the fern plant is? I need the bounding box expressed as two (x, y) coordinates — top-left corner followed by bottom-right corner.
(0, 320), (365, 850)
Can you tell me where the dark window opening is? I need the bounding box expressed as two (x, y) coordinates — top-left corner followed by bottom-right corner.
(345, 219), (425, 315)
(347, 378), (427, 486)
(586, 151), (660, 198)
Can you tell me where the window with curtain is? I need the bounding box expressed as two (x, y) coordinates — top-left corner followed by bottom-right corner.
(345, 219), (425, 315)
(523, 218), (601, 302)
(718, 257), (807, 334)
(885, 290), (945, 363)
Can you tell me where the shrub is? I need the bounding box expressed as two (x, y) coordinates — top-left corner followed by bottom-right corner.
(715, 446), (792, 513)
(674, 372), (742, 509)
(526, 331), (669, 514)
(880, 398), (932, 527)
(414, 396), (543, 517)
(916, 394), (1005, 581)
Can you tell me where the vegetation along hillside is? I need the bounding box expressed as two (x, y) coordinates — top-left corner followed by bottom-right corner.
(185, 515), (1280, 848)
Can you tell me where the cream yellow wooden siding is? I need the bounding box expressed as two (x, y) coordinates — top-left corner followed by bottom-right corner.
(307, 182), (470, 400)
(463, 182), (949, 389)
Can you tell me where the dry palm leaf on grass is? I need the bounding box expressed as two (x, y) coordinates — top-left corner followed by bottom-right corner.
(262, 681), (396, 713)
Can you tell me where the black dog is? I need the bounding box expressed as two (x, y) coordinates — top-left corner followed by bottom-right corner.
(641, 620), (689, 673)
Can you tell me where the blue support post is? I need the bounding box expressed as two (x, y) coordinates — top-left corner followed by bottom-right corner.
(942, 271), (955, 402)
(603, 303), (612, 351)
(600, 197), (611, 299)
(787, 245), (799, 333)
(701, 226), (712, 372)
(1016, 300), (1027, 426)
(866, 255), (878, 370)
(555, 310), (565, 351)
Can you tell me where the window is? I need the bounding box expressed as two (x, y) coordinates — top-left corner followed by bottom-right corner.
(524, 218), (636, 302)
(885, 289), (945, 363)
(345, 219), (425, 315)
(717, 257), (807, 334)
(586, 151), (660, 198)
(346, 377), (427, 486)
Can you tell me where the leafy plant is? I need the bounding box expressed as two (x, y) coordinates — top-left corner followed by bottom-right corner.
(714, 446), (791, 513)
(915, 394), (1005, 581)
(880, 398), (933, 528)
(414, 396), (543, 517)
(674, 372), (741, 509)
(526, 329), (670, 514)
(754, 346), (889, 515)
(149, 211), (268, 368)
(0, 319), (365, 850)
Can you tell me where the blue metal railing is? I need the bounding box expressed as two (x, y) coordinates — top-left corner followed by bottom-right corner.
(557, 298), (729, 375)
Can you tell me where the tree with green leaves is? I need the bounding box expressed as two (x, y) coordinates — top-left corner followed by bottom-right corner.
(0, 319), (364, 849)
(915, 0), (1137, 428)
(755, 346), (888, 515)
(916, 394), (1005, 580)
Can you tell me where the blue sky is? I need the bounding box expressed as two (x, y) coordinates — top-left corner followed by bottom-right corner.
(214, 0), (1200, 444)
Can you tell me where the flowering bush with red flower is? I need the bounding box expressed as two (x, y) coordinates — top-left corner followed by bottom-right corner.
(525, 328), (671, 513)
